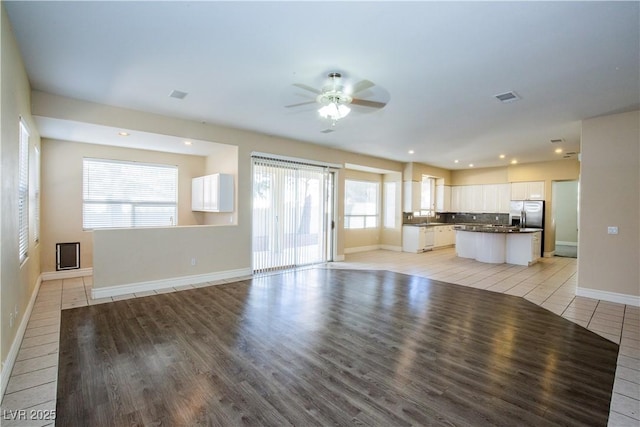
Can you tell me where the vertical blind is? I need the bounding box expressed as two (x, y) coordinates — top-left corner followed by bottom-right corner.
(82, 158), (178, 229)
(18, 120), (29, 263)
(252, 156), (331, 273)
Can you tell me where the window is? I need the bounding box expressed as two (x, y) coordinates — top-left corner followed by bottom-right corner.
(82, 158), (178, 229)
(18, 120), (29, 263)
(383, 181), (396, 228)
(345, 180), (379, 229)
(33, 146), (41, 243)
(420, 175), (436, 216)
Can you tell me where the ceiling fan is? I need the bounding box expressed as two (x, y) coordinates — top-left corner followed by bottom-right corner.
(285, 72), (388, 126)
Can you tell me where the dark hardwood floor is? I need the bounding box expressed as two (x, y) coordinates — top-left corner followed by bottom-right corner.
(57, 269), (618, 426)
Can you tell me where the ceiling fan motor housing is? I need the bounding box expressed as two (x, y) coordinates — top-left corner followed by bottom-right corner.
(319, 72), (353, 106)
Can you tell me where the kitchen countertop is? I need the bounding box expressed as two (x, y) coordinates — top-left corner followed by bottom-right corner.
(402, 223), (449, 227)
(454, 225), (541, 233)
(402, 223), (541, 233)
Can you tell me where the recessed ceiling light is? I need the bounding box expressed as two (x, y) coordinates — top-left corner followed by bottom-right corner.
(408, 150), (414, 154)
(554, 148), (563, 153)
(118, 132), (129, 137)
(499, 154), (506, 159)
(184, 141), (193, 146)
(454, 160), (459, 164)
(511, 159), (518, 164)
(469, 163), (474, 168)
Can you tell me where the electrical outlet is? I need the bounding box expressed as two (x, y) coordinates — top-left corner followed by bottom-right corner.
(191, 258), (197, 266)
(472, 216), (476, 220)
(14, 304), (18, 317)
(229, 215), (233, 223)
(9, 313), (14, 328)
(607, 226), (619, 235)
(495, 216), (499, 221)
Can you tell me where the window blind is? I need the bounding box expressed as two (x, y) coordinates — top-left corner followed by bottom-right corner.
(18, 120), (29, 263)
(82, 158), (178, 229)
(252, 156), (331, 273)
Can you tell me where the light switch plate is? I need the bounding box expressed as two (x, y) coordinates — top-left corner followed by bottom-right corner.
(607, 226), (619, 235)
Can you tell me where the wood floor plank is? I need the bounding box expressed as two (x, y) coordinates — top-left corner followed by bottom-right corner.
(56, 269), (618, 426)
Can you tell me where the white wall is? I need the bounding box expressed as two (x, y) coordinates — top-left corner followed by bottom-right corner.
(1, 5), (42, 389)
(579, 110), (639, 303)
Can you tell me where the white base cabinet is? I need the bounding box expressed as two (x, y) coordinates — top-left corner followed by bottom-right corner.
(192, 173), (234, 212)
(402, 226), (435, 253)
(457, 230), (542, 266)
(433, 225), (455, 248)
(506, 231), (542, 266)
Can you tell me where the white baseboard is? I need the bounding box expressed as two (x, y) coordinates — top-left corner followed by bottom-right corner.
(92, 267), (253, 299)
(556, 241), (578, 247)
(576, 287), (640, 307)
(1, 276), (42, 400)
(344, 245), (381, 254)
(334, 254), (346, 262)
(41, 267), (93, 281)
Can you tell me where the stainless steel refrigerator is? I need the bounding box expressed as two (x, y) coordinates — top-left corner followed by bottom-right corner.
(510, 200), (544, 255)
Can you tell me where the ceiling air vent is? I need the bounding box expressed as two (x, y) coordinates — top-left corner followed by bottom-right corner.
(320, 129), (335, 134)
(169, 89), (188, 100)
(550, 138), (565, 144)
(494, 91), (520, 103)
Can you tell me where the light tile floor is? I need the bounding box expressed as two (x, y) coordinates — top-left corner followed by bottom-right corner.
(1, 248), (639, 426)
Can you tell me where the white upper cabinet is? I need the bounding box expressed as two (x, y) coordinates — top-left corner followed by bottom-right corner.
(511, 181), (545, 200)
(497, 183), (511, 213)
(192, 173), (234, 212)
(481, 185), (498, 213)
(436, 184), (451, 212)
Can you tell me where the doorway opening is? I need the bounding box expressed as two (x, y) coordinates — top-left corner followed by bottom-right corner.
(552, 180), (579, 258)
(252, 155), (336, 273)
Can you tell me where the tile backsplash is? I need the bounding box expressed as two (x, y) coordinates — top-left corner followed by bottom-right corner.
(403, 212), (509, 225)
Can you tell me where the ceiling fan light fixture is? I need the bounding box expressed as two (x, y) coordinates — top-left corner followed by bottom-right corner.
(318, 102), (351, 120)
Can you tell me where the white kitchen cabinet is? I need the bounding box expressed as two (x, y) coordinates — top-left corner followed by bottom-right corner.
(469, 185), (484, 213)
(436, 185), (451, 212)
(482, 185), (498, 213)
(192, 173), (234, 212)
(506, 231), (542, 266)
(434, 225), (455, 248)
(402, 226), (435, 253)
(511, 181), (545, 200)
(497, 183), (511, 213)
(403, 181), (421, 212)
(451, 186), (462, 212)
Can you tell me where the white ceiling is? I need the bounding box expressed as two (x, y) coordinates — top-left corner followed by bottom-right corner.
(5, 1), (639, 169)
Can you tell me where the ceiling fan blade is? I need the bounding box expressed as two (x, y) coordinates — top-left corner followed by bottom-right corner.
(351, 98), (387, 109)
(352, 79), (375, 94)
(284, 100), (317, 108)
(292, 83), (321, 94)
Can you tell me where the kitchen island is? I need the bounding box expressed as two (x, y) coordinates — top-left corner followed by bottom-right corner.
(455, 225), (542, 266)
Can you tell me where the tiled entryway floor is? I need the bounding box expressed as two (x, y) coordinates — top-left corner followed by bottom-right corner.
(2, 248), (638, 426)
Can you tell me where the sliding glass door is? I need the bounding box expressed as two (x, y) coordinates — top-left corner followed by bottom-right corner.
(252, 156), (334, 273)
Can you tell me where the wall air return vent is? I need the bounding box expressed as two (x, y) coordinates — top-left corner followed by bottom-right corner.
(56, 242), (80, 271)
(550, 138), (565, 144)
(494, 91), (521, 103)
